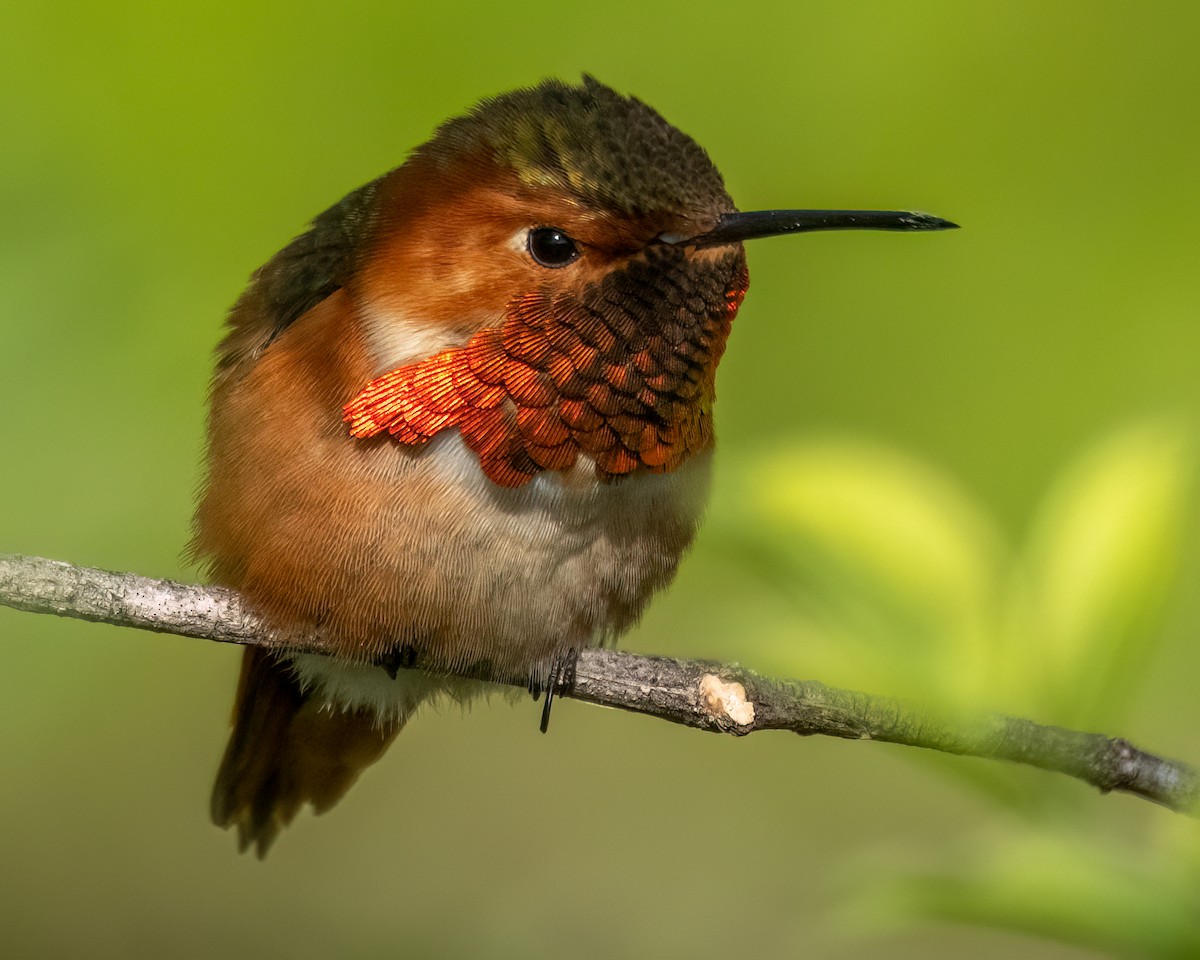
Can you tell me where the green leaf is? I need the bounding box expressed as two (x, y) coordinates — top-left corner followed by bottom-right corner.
(1014, 420), (1196, 724)
(861, 823), (1200, 959)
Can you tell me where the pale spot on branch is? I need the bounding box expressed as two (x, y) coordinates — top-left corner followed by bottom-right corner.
(699, 674), (755, 727)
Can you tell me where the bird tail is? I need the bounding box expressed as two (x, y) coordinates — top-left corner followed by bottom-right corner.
(210, 647), (414, 857)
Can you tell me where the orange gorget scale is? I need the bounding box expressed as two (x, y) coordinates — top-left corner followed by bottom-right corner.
(345, 262), (749, 487)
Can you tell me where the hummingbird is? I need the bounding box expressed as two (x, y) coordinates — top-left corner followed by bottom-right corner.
(193, 76), (955, 856)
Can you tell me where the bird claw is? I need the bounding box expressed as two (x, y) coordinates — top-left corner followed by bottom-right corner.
(536, 649), (579, 733)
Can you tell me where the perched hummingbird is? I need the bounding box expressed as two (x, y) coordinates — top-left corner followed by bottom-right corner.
(194, 76), (955, 856)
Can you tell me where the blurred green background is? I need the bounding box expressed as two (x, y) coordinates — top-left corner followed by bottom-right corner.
(3, 1), (1199, 957)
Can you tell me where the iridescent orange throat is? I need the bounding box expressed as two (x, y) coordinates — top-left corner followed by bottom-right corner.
(345, 251), (749, 487)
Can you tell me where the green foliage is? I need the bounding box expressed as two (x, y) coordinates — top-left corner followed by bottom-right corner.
(711, 421), (1199, 956)
(1019, 424), (1195, 727)
(864, 823), (1200, 959)
(717, 421), (1194, 720)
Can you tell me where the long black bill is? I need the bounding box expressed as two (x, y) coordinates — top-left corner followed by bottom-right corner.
(684, 209), (958, 248)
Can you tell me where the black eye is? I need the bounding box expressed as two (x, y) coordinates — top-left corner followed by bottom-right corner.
(527, 227), (579, 268)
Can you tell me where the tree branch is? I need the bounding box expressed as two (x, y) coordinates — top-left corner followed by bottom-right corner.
(2, 552), (1196, 814)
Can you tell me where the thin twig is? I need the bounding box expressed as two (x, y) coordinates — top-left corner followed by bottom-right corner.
(1, 552), (1195, 813)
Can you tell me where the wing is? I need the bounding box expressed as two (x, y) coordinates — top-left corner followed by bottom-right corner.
(213, 178), (381, 382)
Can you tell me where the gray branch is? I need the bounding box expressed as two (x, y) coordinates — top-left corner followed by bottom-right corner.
(2, 552), (1196, 814)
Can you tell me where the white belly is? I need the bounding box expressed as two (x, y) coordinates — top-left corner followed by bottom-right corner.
(292, 432), (712, 718)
